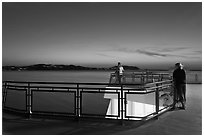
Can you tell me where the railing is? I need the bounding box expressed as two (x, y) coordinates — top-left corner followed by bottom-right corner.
(2, 79), (174, 124)
(109, 71), (172, 84)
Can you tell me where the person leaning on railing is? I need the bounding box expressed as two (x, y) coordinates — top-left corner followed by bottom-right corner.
(115, 62), (124, 84)
(172, 63), (186, 110)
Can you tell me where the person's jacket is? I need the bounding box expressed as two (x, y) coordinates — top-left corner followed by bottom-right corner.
(173, 68), (186, 85)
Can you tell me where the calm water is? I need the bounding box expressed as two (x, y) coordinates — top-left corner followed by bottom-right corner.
(2, 71), (112, 83)
(2, 70), (202, 83)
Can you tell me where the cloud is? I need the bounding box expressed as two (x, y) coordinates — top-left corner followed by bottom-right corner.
(103, 46), (201, 59)
(96, 53), (114, 58)
(136, 49), (169, 57)
(115, 47), (202, 59)
(158, 47), (190, 52)
(194, 50), (202, 54)
(113, 47), (135, 53)
(109, 47), (171, 57)
(136, 49), (201, 59)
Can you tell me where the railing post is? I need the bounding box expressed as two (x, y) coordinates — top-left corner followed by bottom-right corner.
(120, 84), (124, 125)
(75, 83), (80, 122)
(26, 82), (32, 118)
(171, 80), (176, 109)
(151, 74), (153, 82)
(109, 73), (113, 84)
(2, 82), (7, 108)
(155, 83), (159, 119)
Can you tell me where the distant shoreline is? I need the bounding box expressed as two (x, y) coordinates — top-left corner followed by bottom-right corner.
(2, 64), (202, 72)
(2, 69), (202, 72)
(3, 64), (139, 71)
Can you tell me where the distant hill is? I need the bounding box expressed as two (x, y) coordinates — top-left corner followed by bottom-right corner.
(2, 64), (140, 71)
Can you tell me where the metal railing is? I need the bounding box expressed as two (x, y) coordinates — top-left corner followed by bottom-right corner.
(109, 71), (172, 84)
(2, 79), (173, 123)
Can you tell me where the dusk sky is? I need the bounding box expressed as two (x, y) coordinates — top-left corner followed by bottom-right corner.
(2, 2), (202, 69)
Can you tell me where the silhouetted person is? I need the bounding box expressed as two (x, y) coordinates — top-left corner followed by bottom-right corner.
(173, 63), (186, 109)
(116, 62), (124, 84)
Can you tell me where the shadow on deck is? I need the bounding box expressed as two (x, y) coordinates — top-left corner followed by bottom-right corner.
(3, 111), (158, 135)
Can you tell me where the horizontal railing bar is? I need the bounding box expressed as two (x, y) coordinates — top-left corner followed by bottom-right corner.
(3, 81), (143, 86)
(6, 88), (28, 91)
(6, 85), (29, 88)
(6, 85), (146, 91)
(151, 80), (172, 84)
(144, 82), (172, 88)
(6, 85), (171, 94)
(139, 90), (156, 94)
(125, 90), (156, 94)
(5, 85), (172, 95)
(30, 86), (124, 90)
(124, 115), (145, 119)
(31, 111), (75, 115)
(145, 83), (172, 90)
(110, 72), (170, 74)
(81, 91), (120, 94)
(31, 87), (146, 91)
(80, 113), (119, 117)
(31, 89), (76, 93)
(158, 106), (172, 112)
(4, 106), (27, 112)
(143, 112), (158, 118)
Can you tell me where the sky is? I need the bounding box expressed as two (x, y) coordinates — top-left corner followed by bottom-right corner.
(2, 2), (202, 69)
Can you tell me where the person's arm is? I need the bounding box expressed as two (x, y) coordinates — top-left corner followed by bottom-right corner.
(183, 70), (186, 84)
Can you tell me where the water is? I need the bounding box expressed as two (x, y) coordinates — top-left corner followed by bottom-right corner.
(186, 71), (202, 84)
(2, 70), (202, 84)
(2, 71), (112, 83)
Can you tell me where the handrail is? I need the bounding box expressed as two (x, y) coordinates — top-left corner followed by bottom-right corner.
(3, 80), (172, 90)
(144, 79), (172, 86)
(5, 84), (145, 91)
(3, 80), (143, 86)
(145, 83), (172, 91)
(110, 72), (171, 75)
(3, 80), (172, 93)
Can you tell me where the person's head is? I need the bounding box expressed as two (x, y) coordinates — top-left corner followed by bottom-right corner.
(175, 62), (183, 69)
(118, 62), (121, 66)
